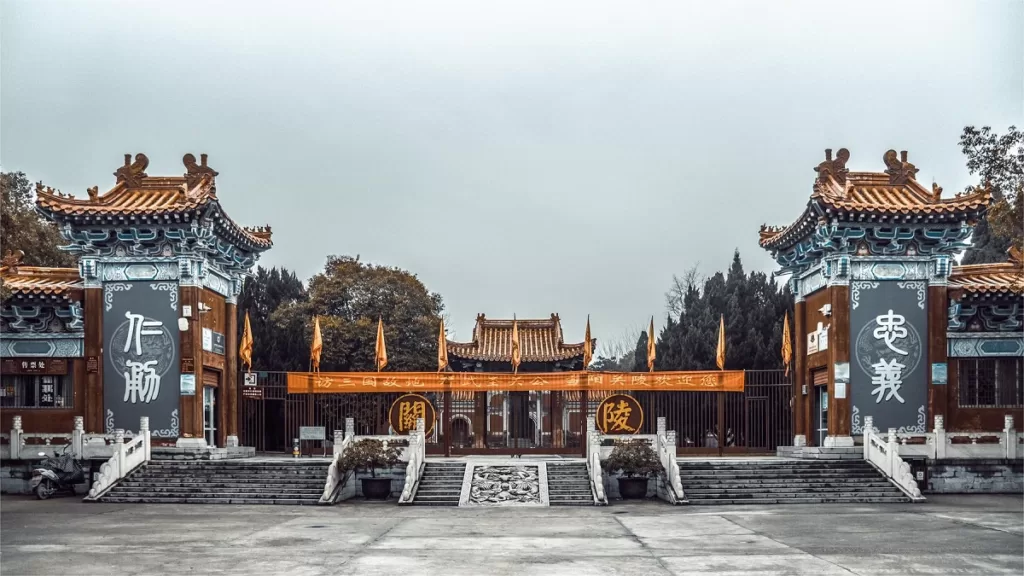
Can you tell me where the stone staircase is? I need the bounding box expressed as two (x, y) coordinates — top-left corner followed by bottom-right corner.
(411, 461), (466, 506)
(546, 462), (594, 506)
(98, 459), (329, 505)
(679, 459), (911, 505)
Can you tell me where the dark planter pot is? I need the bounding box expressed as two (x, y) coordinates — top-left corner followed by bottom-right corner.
(618, 477), (648, 500)
(361, 477), (392, 500)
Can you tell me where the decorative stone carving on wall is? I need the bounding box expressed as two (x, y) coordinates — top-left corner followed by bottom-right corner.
(897, 281), (927, 310)
(468, 466), (541, 506)
(947, 334), (1024, 357)
(101, 261), (179, 283)
(0, 335), (85, 358)
(849, 281), (879, 310)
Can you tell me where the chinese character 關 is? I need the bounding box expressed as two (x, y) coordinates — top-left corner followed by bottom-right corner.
(399, 400), (425, 432)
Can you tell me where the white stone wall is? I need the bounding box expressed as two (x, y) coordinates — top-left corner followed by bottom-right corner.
(927, 459), (1023, 494)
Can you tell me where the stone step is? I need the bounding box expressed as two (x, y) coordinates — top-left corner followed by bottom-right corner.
(679, 477), (897, 485)
(101, 496), (319, 505)
(687, 496), (910, 505)
(679, 472), (882, 479)
(108, 490), (323, 499)
(116, 484), (324, 493)
(685, 487), (903, 496)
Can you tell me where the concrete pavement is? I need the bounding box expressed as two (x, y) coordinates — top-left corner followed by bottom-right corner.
(1, 494), (1021, 575)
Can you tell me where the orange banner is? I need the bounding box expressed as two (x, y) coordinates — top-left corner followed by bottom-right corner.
(285, 370), (744, 394)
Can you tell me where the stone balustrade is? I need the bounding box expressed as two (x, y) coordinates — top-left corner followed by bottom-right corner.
(892, 415), (1021, 460)
(3, 415), (137, 461)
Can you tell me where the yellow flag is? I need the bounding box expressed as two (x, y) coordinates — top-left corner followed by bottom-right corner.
(375, 316), (388, 372)
(511, 315), (521, 374)
(239, 311), (254, 372)
(716, 314), (726, 370)
(647, 316), (656, 372)
(782, 311), (793, 376)
(310, 315), (323, 372)
(583, 315), (593, 369)
(437, 318), (448, 372)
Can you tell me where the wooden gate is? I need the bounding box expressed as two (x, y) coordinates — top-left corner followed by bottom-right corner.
(239, 370), (792, 456)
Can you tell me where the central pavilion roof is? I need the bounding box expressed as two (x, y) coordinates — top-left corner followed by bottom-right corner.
(759, 148), (991, 252)
(447, 313), (594, 363)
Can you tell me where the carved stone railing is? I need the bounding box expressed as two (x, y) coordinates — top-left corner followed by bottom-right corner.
(319, 418), (416, 505)
(4, 415), (139, 460)
(862, 416), (924, 502)
(585, 417), (608, 505)
(83, 417), (152, 502)
(398, 418), (426, 504)
(890, 415), (1021, 460)
(656, 417), (686, 504)
(320, 418), (355, 504)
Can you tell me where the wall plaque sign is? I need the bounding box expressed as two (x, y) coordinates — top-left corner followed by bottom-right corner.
(388, 393), (437, 435)
(103, 281), (180, 437)
(595, 394), (644, 434)
(180, 374), (196, 396)
(849, 281), (927, 434)
(931, 363), (948, 385)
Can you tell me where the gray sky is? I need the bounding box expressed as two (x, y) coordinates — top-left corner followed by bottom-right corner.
(2, 0), (1021, 354)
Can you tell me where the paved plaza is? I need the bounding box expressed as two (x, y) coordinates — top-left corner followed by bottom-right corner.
(1, 494), (1021, 575)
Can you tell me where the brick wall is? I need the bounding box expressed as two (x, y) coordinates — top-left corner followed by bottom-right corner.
(926, 459), (1023, 494)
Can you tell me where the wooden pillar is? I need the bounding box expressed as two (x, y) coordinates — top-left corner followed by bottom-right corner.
(443, 390), (452, 456)
(83, 288), (104, 433)
(180, 286), (203, 440)
(473, 392), (486, 448)
(928, 285), (948, 427)
(225, 301), (238, 443)
(829, 285), (851, 439)
(551, 391), (563, 448)
(793, 299), (807, 445)
(580, 389), (588, 457)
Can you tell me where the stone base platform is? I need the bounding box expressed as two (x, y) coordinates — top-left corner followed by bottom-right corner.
(152, 446), (256, 461)
(777, 446), (863, 460)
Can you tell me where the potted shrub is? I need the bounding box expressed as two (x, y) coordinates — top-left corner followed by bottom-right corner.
(338, 438), (403, 500)
(601, 438), (663, 500)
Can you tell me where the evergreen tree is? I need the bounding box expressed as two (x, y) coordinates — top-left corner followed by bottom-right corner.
(632, 332), (649, 373)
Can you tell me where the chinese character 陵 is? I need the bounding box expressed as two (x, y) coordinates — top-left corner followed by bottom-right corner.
(873, 310), (908, 356)
(870, 357), (906, 404)
(124, 311), (164, 355)
(600, 400), (636, 433)
(123, 360), (161, 404)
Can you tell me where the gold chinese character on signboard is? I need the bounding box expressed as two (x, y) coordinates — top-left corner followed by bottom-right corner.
(595, 394), (643, 434)
(630, 374), (648, 387)
(610, 374), (626, 387)
(388, 393), (436, 436)
(700, 374), (717, 388)
(654, 375), (671, 387)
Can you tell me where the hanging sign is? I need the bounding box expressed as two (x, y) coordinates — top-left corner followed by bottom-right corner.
(388, 393), (437, 436)
(595, 394), (644, 434)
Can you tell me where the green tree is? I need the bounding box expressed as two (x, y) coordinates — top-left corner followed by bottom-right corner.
(237, 266), (309, 371)
(273, 255), (445, 372)
(960, 126), (1023, 262)
(1, 172), (75, 298)
(631, 331), (649, 373)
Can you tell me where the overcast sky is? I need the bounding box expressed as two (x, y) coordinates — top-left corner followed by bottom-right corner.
(2, 0), (1021, 354)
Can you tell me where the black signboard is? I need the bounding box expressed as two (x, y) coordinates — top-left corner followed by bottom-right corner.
(102, 281), (180, 437)
(850, 280), (928, 435)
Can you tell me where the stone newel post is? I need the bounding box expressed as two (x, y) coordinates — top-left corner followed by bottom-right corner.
(114, 429), (126, 477)
(933, 415), (946, 459)
(861, 416), (874, 460)
(140, 417), (151, 461)
(333, 429), (345, 458)
(1005, 415), (1017, 459)
(344, 418), (355, 442)
(11, 415), (23, 460)
(73, 416), (85, 457)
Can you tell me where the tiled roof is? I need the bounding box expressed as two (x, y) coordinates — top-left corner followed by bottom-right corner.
(0, 265), (83, 299)
(949, 249), (1024, 296)
(760, 149), (991, 250)
(34, 153), (272, 252)
(447, 314), (594, 363)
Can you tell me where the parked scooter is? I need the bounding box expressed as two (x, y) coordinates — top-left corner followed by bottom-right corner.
(30, 444), (85, 500)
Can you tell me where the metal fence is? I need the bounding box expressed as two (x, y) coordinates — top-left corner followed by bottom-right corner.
(239, 370), (792, 456)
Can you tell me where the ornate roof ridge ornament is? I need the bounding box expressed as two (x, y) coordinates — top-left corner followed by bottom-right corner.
(814, 148), (850, 185)
(114, 153), (149, 186)
(931, 182), (943, 202)
(883, 149), (918, 185)
(1, 249), (25, 272)
(183, 153), (219, 191)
